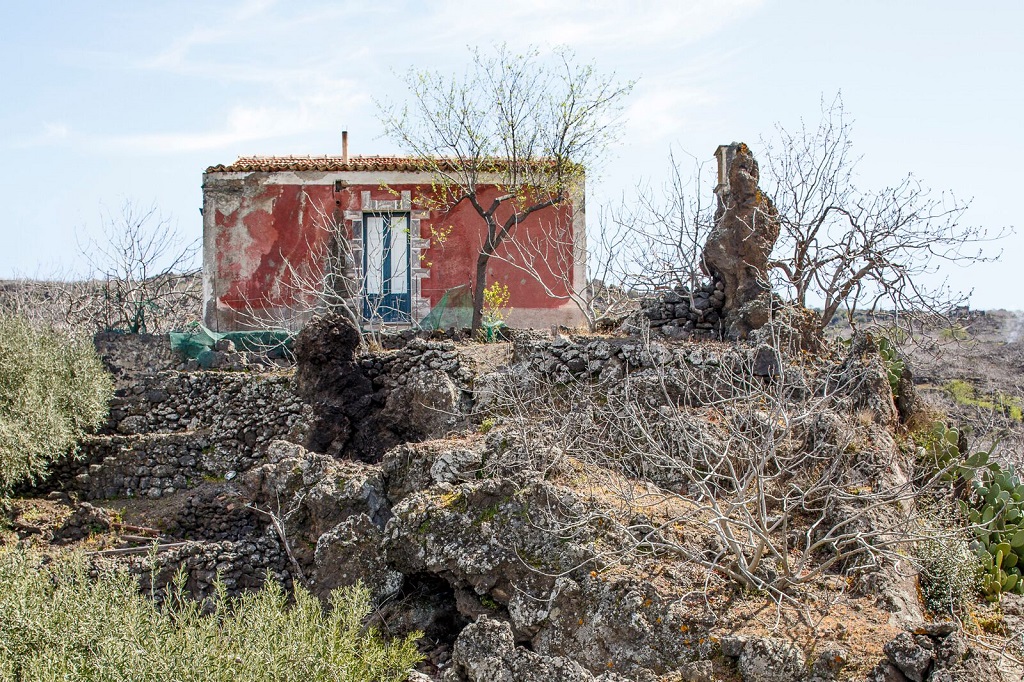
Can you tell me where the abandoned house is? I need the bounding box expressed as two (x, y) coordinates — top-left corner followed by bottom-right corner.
(201, 135), (586, 332)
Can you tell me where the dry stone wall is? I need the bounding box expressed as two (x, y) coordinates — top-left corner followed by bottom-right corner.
(362, 337), (475, 393)
(636, 279), (728, 339)
(125, 534), (291, 603)
(39, 333), (479, 501)
(40, 370), (311, 501)
(93, 331), (185, 386)
(104, 370), (307, 438)
(511, 332), (781, 385)
(63, 433), (210, 501)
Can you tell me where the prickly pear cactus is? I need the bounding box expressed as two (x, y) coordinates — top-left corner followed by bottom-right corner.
(918, 423), (990, 485)
(968, 464), (1024, 601)
(876, 336), (905, 397)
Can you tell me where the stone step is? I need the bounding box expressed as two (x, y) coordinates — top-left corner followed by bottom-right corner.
(44, 431), (268, 501)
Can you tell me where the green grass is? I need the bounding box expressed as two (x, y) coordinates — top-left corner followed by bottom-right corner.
(939, 324), (970, 341)
(944, 380), (1023, 421)
(0, 549), (421, 682)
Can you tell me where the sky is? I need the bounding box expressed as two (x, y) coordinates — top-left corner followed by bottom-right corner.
(1, 1), (1021, 309)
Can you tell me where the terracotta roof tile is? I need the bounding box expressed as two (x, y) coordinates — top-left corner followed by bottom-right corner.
(207, 155), (475, 174)
(205, 155), (559, 174)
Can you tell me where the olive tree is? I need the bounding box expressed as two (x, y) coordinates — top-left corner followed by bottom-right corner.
(0, 551), (421, 681)
(0, 315), (112, 495)
(379, 45), (633, 331)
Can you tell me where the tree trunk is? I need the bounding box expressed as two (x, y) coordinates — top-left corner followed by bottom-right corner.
(471, 252), (489, 332)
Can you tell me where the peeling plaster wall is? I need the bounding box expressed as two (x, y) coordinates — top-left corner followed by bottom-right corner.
(202, 169), (586, 331)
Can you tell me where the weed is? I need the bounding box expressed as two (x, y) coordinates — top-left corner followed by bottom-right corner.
(944, 380), (1023, 421)
(939, 324), (970, 341)
(438, 490), (468, 513)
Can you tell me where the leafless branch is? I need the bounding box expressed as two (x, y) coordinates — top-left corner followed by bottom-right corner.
(760, 94), (1012, 331)
(379, 44), (634, 331)
(480, 331), (963, 610)
(78, 199), (200, 334)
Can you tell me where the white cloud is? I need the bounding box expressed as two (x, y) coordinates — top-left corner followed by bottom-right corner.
(94, 83), (367, 154)
(11, 122), (72, 149)
(139, 0), (281, 72)
(620, 48), (737, 145)
(410, 0), (765, 52)
(43, 122), (69, 140)
(625, 87), (717, 143)
(63, 0), (762, 156)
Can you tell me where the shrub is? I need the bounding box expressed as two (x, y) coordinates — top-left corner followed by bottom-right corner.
(914, 532), (980, 616)
(481, 281), (512, 342)
(0, 549), (421, 681)
(915, 422), (1024, 601)
(0, 315), (113, 494)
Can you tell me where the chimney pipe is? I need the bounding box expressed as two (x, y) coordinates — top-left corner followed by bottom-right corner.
(342, 131), (349, 164)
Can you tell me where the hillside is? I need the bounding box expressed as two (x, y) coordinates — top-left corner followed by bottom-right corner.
(3, 314), (1022, 681)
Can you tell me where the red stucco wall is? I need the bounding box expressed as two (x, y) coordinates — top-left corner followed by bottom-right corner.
(204, 175), (580, 329)
(214, 183), (334, 312)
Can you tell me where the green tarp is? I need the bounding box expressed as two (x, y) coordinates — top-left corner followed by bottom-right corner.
(172, 285), (488, 362)
(418, 285), (474, 331)
(170, 325), (294, 367)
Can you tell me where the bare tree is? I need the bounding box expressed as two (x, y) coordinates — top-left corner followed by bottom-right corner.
(1, 203), (198, 337)
(80, 200), (199, 334)
(235, 197), (398, 350)
(609, 149), (718, 296)
(616, 98), (1009, 334)
(761, 94), (1010, 331)
(490, 149), (720, 331)
(491, 206), (637, 331)
(379, 44), (633, 332)
(481, 331), (956, 606)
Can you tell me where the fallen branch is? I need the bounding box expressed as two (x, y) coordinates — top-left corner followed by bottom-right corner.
(87, 542), (189, 557)
(119, 534), (172, 544)
(111, 522), (163, 536)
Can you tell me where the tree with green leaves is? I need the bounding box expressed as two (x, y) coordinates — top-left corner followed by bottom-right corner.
(380, 45), (633, 331)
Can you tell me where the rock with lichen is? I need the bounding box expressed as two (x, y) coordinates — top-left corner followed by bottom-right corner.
(701, 142), (780, 338)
